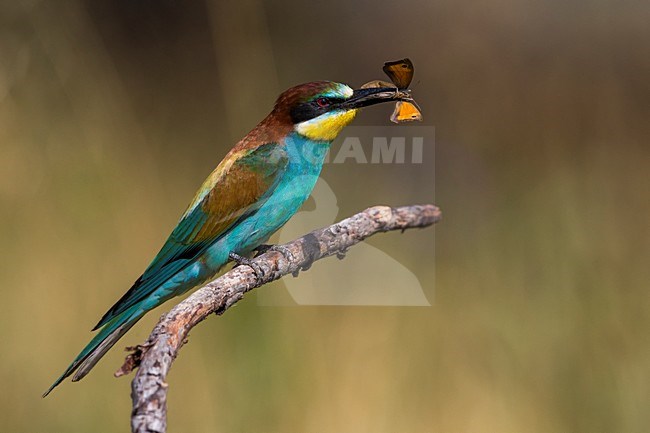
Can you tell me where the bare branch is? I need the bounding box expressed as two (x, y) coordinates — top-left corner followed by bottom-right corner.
(126, 204), (441, 433)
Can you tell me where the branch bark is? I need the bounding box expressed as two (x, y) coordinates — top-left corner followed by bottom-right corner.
(123, 204), (441, 433)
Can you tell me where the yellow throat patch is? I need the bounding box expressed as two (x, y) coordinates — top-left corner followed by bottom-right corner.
(295, 109), (358, 141)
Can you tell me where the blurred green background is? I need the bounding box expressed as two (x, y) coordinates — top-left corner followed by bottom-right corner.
(1, 0), (649, 432)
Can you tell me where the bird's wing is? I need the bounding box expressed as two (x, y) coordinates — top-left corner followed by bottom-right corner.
(93, 142), (289, 329)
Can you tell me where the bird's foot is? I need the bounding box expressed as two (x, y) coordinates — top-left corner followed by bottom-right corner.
(229, 251), (264, 280)
(253, 244), (273, 255)
(254, 244), (296, 263)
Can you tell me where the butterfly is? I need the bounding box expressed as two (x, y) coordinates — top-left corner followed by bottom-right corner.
(390, 101), (422, 123)
(359, 78), (423, 123)
(382, 58), (415, 89)
(383, 58), (422, 123)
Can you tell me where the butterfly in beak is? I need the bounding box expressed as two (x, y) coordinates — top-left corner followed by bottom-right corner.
(382, 58), (423, 123)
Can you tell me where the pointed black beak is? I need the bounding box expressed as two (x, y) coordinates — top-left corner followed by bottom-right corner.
(341, 87), (413, 110)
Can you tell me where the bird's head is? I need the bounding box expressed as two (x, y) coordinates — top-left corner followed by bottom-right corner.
(272, 81), (409, 142)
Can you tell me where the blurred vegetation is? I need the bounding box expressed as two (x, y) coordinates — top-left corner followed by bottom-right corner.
(1, 0), (648, 432)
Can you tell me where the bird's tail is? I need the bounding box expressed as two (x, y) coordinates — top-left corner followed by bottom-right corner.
(42, 305), (145, 397)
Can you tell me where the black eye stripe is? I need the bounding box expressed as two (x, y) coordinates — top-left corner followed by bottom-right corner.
(290, 103), (319, 123)
(290, 97), (348, 123)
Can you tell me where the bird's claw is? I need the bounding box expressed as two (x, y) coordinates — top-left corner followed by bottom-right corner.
(254, 244), (273, 255)
(272, 245), (296, 263)
(229, 251), (264, 280)
(255, 244), (295, 263)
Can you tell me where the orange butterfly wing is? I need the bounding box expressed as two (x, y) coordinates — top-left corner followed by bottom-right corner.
(390, 101), (422, 123)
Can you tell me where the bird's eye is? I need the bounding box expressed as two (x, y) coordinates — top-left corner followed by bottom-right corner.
(316, 97), (330, 108)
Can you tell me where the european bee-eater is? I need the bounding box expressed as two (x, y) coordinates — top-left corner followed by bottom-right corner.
(44, 80), (413, 396)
